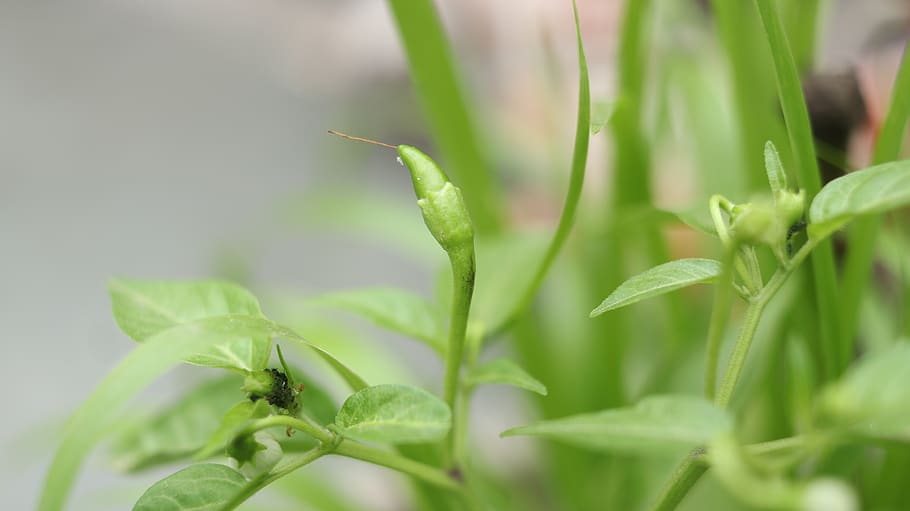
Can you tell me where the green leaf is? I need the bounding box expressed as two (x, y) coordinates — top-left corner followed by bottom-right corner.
(109, 375), (243, 472)
(590, 259), (722, 317)
(109, 279), (270, 372)
(110, 279), (262, 340)
(38, 314), (362, 511)
(133, 463), (246, 511)
(497, 0), (591, 334)
(40, 316), (270, 511)
(267, 321), (369, 392)
(501, 395), (731, 455)
(308, 288), (444, 354)
(334, 384), (451, 444)
(764, 140), (787, 194)
(821, 344), (910, 440)
(808, 160), (910, 238)
(465, 358), (547, 395)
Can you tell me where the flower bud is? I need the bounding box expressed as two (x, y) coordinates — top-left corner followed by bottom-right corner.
(731, 201), (777, 247)
(775, 189), (806, 228)
(242, 368), (299, 413)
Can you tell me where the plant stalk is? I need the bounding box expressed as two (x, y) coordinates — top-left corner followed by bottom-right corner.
(334, 441), (464, 493)
(704, 249), (736, 400)
(443, 247), (476, 467)
(651, 239), (817, 511)
(650, 454), (708, 511)
(218, 446), (329, 511)
(237, 415), (465, 497)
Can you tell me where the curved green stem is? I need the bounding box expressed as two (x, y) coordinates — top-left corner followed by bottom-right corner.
(443, 247), (476, 467)
(218, 446), (329, 511)
(240, 415), (333, 444)
(490, 0), (591, 338)
(224, 414), (465, 510)
(650, 453), (708, 511)
(334, 440), (463, 494)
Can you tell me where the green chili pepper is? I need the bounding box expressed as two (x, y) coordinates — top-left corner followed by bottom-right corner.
(328, 130), (475, 255)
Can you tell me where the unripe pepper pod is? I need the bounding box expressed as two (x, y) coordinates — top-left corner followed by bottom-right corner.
(326, 131), (475, 256)
(398, 145), (449, 197)
(397, 145), (474, 254)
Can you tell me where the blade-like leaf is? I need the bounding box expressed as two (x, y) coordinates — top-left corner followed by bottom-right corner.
(465, 358), (547, 395)
(133, 463), (246, 511)
(334, 384), (451, 444)
(110, 375), (243, 472)
(497, 0), (591, 333)
(109, 279), (270, 372)
(590, 259), (722, 316)
(308, 288), (444, 354)
(501, 395), (730, 455)
(764, 140), (787, 194)
(809, 160), (910, 238)
(821, 343), (910, 440)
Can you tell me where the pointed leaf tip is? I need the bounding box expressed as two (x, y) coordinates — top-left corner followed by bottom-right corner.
(591, 259), (722, 316)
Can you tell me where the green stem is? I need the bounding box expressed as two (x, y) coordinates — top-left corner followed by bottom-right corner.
(717, 238), (816, 408)
(704, 249), (736, 400)
(219, 446), (328, 511)
(237, 416), (464, 497)
(755, 0), (843, 379)
(241, 415), (334, 445)
(840, 45), (910, 343)
(651, 240), (817, 511)
(334, 441), (463, 493)
(746, 435), (807, 457)
(443, 247), (476, 467)
(650, 454), (708, 511)
(715, 294), (769, 408)
(496, 0), (590, 335)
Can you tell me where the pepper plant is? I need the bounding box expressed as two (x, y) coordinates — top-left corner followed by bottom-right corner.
(36, 1), (910, 510)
